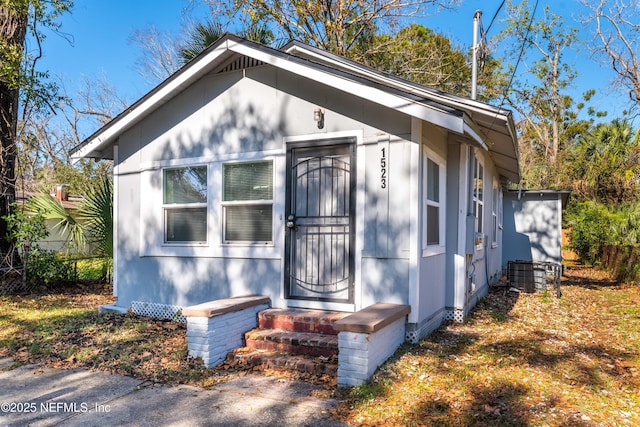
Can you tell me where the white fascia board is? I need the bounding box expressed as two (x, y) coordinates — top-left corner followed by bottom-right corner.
(462, 114), (489, 151)
(75, 37), (469, 160)
(71, 135), (108, 160)
(286, 43), (512, 124)
(227, 40), (465, 135)
(284, 43), (519, 181)
(73, 42), (233, 160)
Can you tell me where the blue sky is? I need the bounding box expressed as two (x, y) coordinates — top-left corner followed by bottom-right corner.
(36, 1), (192, 100)
(35, 0), (623, 133)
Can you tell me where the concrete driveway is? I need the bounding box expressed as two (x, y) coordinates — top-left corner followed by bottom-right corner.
(0, 358), (349, 426)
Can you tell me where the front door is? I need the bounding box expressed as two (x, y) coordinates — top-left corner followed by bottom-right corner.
(285, 140), (355, 304)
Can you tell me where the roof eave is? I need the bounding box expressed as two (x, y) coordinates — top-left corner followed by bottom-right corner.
(72, 35), (470, 161)
(285, 40), (521, 183)
(71, 36), (243, 160)
(227, 38), (468, 134)
(71, 35), (518, 179)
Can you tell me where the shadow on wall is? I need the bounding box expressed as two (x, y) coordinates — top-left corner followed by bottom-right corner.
(113, 67), (417, 309)
(503, 191), (568, 265)
(502, 198), (533, 263)
(115, 82), (291, 309)
(359, 139), (413, 306)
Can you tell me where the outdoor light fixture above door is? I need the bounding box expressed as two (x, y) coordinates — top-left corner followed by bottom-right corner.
(314, 108), (324, 129)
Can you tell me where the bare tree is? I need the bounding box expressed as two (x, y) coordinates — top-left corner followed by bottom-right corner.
(496, 1), (592, 188)
(16, 74), (122, 195)
(129, 24), (184, 85)
(201, 0), (460, 55)
(583, 0), (640, 109)
(132, 1), (459, 85)
(66, 74), (128, 128)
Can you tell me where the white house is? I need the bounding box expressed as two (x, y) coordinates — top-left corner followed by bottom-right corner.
(72, 34), (520, 344)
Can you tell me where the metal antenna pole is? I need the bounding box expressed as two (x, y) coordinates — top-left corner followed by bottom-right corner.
(472, 9), (482, 100)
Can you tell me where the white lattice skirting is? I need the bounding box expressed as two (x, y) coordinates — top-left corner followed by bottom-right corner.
(131, 301), (186, 323)
(444, 308), (465, 323)
(405, 330), (419, 344)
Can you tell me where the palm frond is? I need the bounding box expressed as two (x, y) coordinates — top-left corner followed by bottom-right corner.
(179, 21), (224, 64)
(27, 194), (84, 247)
(78, 179), (113, 257)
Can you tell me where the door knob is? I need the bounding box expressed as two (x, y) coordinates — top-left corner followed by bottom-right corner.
(286, 215), (296, 229)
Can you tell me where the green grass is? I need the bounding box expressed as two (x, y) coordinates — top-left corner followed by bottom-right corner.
(71, 257), (113, 281)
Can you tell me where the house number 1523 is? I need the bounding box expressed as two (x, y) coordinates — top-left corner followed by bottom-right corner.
(380, 147), (387, 188)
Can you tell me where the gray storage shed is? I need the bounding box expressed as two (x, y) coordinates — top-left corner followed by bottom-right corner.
(502, 190), (571, 265)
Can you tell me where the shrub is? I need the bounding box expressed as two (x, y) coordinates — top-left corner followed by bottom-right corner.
(566, 201), (622, 265)
(3, 206), (79, 290)
(26, 248), (78, 287)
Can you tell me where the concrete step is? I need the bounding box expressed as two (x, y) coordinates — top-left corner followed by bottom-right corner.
(227, 348), (338, 377)
(244, 328), (338, 357)
(258, 308), (349, 335)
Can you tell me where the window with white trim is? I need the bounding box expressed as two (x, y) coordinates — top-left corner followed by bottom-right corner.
(222, 160), (273, 243)
(499, 187), (503, 230)
(492, 179), (499, 246)
(163, 166), (208, 243)
(423, 147), (446, 255)
(473, 155), (484, 235)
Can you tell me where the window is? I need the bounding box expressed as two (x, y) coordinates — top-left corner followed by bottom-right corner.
(423, 148), (446, 255)
(163, 166), (207, 243)
(499, 188), (503, 230)
(473, 155), (484, 234)
(492, 179), (499, 246)
(426, 159), (440, 245)
(222, 160), (273, 243)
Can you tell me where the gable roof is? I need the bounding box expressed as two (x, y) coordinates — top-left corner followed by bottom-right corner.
(71, 33), (520, 182)
(284, 41), (519, 182)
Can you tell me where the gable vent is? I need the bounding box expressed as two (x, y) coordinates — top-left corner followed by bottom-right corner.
(218, 56), (264, 73)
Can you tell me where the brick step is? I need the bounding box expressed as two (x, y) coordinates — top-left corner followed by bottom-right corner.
(227, 348), (338, 377)
(244, 328), (338, 357)
(258, 308), (349, 335)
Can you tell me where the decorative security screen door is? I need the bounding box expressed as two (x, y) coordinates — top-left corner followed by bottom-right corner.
(285, 141), (355, 304)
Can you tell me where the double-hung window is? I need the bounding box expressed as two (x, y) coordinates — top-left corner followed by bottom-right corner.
(492, 179), (500, 247)
(423, 148), (446, 255)
(222, 160), (273, 244)
(473, 155), (484, 236)
(163, 166), (208, 243)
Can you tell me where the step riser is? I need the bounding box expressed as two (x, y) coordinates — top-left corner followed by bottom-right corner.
(230, 309), (348, 379)
(258, 319), (339, 335)
(258, 309), (349, 335)
(228, 352), (338, 376)
(245, 339), (337, 357)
